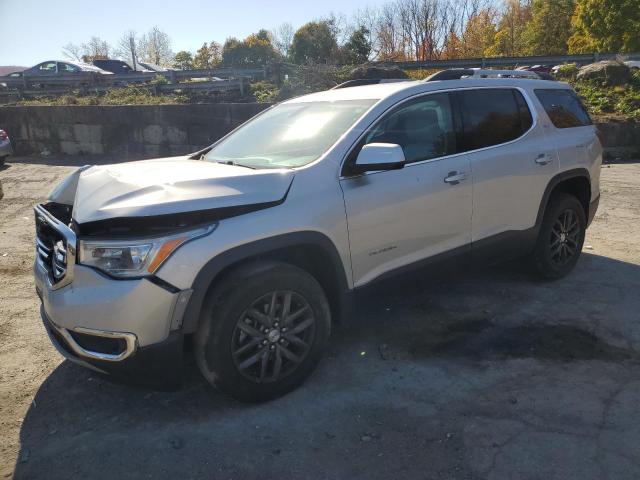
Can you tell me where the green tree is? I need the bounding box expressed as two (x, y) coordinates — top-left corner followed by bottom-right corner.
(341, 26), (372, 64)
(568, 0), (640, 53)
(524, 0), (574, 55)
(290, 21), (338, 64)
(173, 50), (194, 70)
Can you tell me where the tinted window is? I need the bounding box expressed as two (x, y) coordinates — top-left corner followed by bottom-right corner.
(364, 92), (456, 163)
(459, 89), (532, 151)
(38, 62), (56, 72)
(58, 63), (78, 73)
(535, 89), (592, 128)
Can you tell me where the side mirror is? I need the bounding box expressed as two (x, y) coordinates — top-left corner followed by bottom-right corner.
(352, 143), (405, 174)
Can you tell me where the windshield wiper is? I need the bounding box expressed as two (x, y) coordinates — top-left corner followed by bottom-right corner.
(209, 159), (256, 169)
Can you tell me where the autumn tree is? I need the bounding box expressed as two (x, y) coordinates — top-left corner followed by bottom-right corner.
(192, 42), (221, 69)
(568, 0), (640, 53)
(460, 9), (497, 57)
(524, 0), (574, 55)
(486, 0), (532, 57)
(222, 31), (279, 66)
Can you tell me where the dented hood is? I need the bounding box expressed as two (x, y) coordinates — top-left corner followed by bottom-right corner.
(72, 157), (294, 225)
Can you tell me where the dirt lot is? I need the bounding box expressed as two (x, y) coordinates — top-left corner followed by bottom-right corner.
(1, 157), (640, 479)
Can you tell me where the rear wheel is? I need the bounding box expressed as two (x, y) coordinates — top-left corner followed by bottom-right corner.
(532, 193), (586, 279)
(195, 262), (331, 402)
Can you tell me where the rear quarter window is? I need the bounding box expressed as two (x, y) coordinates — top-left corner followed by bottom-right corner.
(458, 88), (533, 151)
(534, 89), (592, 128)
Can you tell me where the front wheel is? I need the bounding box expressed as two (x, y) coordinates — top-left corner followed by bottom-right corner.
(531, 193), (586, 279)
(195, 262), (331, 402)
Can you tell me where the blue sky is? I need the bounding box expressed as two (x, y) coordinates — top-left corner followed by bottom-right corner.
(0, 0), (386, 66)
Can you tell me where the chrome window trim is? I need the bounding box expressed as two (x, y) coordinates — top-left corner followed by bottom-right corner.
(339, 85), (540, 178)
(34, 203), (77, 290)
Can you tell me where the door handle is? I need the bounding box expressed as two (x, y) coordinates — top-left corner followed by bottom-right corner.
(444, 171), (467, 185)
(535, 153), (552, 165)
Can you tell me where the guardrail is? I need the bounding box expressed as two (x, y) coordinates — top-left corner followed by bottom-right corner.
(0, 78), (250, 101)
(373, 52), (640, 70)
(0, 66), (265, 97)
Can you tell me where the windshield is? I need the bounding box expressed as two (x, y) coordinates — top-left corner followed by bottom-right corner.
(203, 99), (376, 168)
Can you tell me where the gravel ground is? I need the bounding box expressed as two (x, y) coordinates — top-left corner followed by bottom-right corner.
(1, 157), (639, 479)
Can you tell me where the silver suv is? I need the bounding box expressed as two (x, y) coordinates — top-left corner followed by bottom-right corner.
(34, 71), (601, 401)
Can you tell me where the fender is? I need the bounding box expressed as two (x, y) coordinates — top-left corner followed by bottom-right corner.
(180, 231), (351, 334)
(534, 167), (591, 231)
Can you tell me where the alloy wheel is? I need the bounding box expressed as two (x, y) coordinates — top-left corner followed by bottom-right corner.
(231, 290), (316, 383)
(550, 208), (581, 267)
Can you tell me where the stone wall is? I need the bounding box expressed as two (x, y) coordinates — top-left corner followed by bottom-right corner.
(0, 103), (271, 158)
(0, 104), (637, 159)
(593, 119), (640, 159)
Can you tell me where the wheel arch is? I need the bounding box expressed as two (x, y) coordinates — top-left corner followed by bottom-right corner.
(181, 231), (353, 335)
(536, 168), (591, 229)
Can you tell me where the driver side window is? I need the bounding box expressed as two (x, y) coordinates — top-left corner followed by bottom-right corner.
(364, 93), (456, 163)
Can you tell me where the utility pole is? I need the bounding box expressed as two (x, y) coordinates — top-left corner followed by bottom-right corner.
(130, 36), (137, 71)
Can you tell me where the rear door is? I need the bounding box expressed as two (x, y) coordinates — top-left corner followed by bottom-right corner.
(455, 87), (557, 242)
(340, 92), (472, 287)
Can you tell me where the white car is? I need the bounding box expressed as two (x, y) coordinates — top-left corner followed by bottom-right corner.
(34, 70), (602, 401)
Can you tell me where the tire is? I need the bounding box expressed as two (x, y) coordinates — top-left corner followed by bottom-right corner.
(531, 193), (586, 279)
(195, 261), (331, 402)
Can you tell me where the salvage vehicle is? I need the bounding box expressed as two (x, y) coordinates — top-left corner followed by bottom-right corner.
(0, 129), (12, 166)
(34, 69), (601, 401)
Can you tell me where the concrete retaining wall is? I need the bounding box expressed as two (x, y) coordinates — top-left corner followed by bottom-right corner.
(0, 104), (271, 158)
(0, 104), (637, 159)
(593, 119), (640, 159)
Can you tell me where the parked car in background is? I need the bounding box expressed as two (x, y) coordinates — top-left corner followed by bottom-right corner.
(23, 60), (113, 77)
(91, 59), (152, 74)
(0, 129), (12, 166)
(624, 60), (640, 71)
(35, 70), (601, 402)
(518, 65), (553, 74)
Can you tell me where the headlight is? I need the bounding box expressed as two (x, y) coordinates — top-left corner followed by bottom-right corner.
(78, 225), (215, 278)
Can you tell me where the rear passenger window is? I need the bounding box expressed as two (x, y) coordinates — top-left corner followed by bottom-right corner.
(535, 89), (592, 128)
(364, 92), (456, 163)
(458, 89), (532, 151)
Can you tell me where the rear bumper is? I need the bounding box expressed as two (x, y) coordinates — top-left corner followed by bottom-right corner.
(588, 194), (600, 227)
(41, 305), (184, 390)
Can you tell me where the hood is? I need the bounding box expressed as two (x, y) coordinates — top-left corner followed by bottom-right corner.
(72, 157), (294, 225)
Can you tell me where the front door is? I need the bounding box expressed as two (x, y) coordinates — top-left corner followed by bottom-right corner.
(340, 92), (472, 287)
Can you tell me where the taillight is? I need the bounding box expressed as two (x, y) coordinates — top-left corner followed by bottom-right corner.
(0, 130), (7, 140)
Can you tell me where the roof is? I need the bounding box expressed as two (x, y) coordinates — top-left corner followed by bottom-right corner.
(286, 77), (572, 104)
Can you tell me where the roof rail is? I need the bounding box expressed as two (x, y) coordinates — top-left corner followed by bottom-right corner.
(425, 68), (540, 81)
(332, 78), (411, 89)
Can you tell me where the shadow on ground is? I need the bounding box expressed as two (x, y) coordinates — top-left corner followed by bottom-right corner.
(13, 253), (640, 479)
